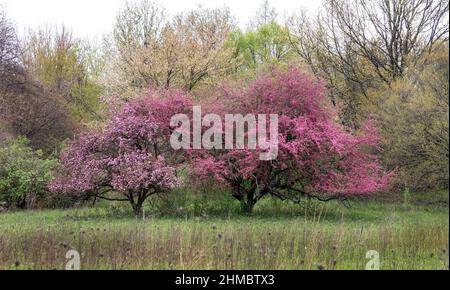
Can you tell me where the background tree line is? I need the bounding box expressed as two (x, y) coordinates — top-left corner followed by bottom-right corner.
(0, 0), (448, 211)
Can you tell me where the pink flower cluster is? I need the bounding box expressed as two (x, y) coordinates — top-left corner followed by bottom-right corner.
(50, 91), (191, 196)
(50, 67), (394, 207)
(189, 67), (394, 199)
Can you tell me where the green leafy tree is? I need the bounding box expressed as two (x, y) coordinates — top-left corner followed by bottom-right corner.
(227, 22), (294, 72)
(22, 26), (102, 123)
(0, 137), (56, 209)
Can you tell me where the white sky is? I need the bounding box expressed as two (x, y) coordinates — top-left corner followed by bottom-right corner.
(0, 0), (322, 39)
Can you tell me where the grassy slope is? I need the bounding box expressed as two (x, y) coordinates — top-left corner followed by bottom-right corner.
(0, 191), (448, 270)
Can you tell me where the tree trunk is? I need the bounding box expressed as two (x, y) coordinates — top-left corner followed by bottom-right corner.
(232, 185), (260, 215)
(241, 200), (255, 215)
(131, 201), (144, 218)
(241, 190), (257, 215)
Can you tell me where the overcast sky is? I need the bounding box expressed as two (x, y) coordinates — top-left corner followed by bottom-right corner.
(0, 0), (322, 39)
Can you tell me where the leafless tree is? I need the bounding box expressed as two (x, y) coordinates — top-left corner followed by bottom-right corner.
(289, 0), (449, 124)
(291, 0), (449, 84)
(1, 8), (74, 151)
(114, 0), (167, 50)
(247, 0), (278, 30)
(1, 7), (20, 142)
(328, 0), (448, 79)
(0, 8), (20, 91)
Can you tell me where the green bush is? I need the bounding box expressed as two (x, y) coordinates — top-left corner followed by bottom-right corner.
(0, 137), (56, 209)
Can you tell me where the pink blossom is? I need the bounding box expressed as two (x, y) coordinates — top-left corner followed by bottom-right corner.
(50, 91), (192, 215)
(189, 67), (394, 211)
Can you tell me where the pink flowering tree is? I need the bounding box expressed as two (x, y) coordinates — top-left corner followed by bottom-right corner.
(190, 67), (394, 214)
(50, 92), (192, 216)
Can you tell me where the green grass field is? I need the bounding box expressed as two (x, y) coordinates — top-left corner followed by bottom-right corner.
(0, 191), (448, 270)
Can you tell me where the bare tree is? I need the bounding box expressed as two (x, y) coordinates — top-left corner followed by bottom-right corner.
(291, 0), (449, 84)
(247, 0), (278, 30)
(1, 8), (74, 151)
(326, 0), (448, 80)
(1, 7), (20, 142)
(289, 0), (449, 124)
(114, 0), (167, 50)
(1, 77), (75, 151)
(0, 8), (20, 90)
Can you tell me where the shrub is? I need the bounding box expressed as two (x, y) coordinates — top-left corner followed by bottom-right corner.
(0, 137), (56, 209)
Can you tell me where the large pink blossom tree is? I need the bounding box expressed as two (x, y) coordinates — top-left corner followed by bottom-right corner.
(50, 91), (192, 216)
(190, 67), (394, 214)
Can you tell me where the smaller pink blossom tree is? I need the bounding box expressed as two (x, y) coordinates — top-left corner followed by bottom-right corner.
(190, 67), (394, 214)
(50, 92), (192, 216)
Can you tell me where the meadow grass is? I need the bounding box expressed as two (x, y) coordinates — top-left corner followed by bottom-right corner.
(0, 191), (448, 270)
